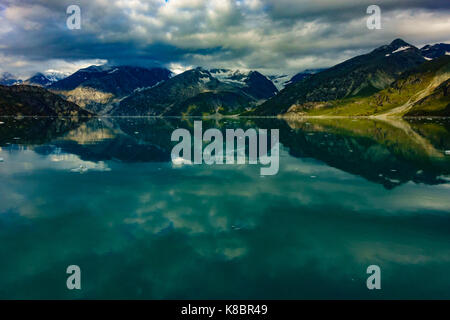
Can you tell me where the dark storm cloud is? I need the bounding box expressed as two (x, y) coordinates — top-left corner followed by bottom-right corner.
(0, 0), (449, 77)
(262, 0), (450, 21)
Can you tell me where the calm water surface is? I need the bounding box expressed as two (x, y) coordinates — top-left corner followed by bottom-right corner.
(0, 116), (449, 299)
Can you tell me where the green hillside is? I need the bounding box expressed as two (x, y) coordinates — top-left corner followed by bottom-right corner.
(284, 56), (450, 117)
(405, 79), (449, 117)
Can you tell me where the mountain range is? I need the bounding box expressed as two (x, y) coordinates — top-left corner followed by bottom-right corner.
(1, 71), (67, 87)
(0, 39), (448, 118)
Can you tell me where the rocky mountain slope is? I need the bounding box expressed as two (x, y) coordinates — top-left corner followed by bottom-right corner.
(0, 85), (92, 117)
(48, 65), (172, 114)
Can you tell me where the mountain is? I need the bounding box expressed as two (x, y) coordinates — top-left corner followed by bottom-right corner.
(112, 67), (277, 116)
(242, 71), (278, 99)
(24, 73), (54, 86)
(0, 85), (92, 116)
(0, 72), (22, 86)
(23, 71), (68, 87)
(421, 43), (450, 60)
(48, 65), (172, 113)
(284, 55), (450, 117)
(252, 39), (427, 115)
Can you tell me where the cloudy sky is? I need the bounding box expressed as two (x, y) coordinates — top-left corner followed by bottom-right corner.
(0, 0), (449, 78)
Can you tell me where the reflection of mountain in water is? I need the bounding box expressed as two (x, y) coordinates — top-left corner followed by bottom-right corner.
(1, 116), (449, 189)
(38, 118), (173, 163)
(0, 117), (88, 146)
(36, 117), (272, 164)
(278, 118), (450, 189)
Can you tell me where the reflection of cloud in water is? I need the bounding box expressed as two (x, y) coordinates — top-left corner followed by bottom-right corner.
(0, 148), (111, 175)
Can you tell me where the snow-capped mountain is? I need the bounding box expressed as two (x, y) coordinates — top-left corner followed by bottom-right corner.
(420, 43), (450, 60)
(22, 71), (70, 87)
(24, 73), (54, 86)
(0, 72), (22, 86)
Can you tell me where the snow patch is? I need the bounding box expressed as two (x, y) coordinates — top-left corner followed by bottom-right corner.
(198, 77), (211, 83)
(209, 69), (249, 86)
(269, 74), (291, 90)
(44, 70), (71, 82)
(133, 80), (165, 92)
(392, 46), (412, 54)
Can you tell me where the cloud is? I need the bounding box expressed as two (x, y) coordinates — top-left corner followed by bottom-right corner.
(0, 0), (449, 78)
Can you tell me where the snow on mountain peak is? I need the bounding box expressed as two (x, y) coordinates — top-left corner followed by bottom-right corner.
(392, 46), (412, 54)
(208, 68), (249, 86)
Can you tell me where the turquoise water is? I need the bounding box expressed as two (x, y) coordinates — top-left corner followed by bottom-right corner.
(0, 117), (449, 299)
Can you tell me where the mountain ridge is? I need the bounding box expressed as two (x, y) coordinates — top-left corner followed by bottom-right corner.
(251, 39), (431, 116)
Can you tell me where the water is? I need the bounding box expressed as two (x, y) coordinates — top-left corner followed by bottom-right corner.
(0, 116), (449, 299)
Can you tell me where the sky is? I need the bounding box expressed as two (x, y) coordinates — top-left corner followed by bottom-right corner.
(0, 0), (449, 79)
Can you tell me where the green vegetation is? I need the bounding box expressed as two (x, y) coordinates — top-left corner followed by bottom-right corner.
(284, 56), (450, 117)
(405, 79), (449, 117)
